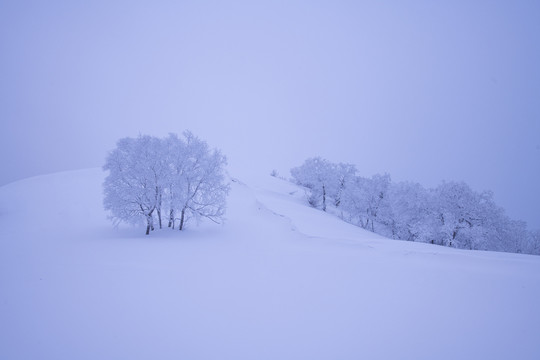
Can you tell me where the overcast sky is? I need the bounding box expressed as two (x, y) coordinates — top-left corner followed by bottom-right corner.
(1, 0), (539, 229)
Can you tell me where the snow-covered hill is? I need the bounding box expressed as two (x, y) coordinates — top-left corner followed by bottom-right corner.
(1, 169), (539, 360)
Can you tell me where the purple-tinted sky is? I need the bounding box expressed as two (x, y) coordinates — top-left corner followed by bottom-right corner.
(1, 0), (539, 229)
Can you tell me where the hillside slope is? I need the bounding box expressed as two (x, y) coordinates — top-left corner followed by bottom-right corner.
(1, 168), (539, 360)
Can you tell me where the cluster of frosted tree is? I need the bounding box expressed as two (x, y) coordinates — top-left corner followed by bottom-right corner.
(103, 132), (229, 235)
(291, 157), (540, 255)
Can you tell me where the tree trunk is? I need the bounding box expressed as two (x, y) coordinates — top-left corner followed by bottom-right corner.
(141, 206), (155, 235)
(179, 208), (186, 231)
(450, 230), (457, 247)
(156, 191), (163, 229)
(360, 217), (367, 229)
(322, 184), (326, 212)
(168, 209), (174, 228)
(145, 214), (153, 235)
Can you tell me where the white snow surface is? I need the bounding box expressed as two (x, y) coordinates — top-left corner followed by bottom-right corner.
(1, 168), (539, 360)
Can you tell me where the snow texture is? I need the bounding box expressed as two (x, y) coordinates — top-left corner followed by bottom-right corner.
(1, 168), (539, 360)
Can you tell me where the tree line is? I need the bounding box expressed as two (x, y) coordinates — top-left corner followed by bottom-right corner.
(290, 157), (540, 255)
(103, 132), (229, 235)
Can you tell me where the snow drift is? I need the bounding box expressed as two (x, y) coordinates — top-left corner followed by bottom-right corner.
(1, 168), (539, 360)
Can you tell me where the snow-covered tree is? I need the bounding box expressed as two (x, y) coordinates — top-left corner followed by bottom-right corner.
(291, 157), (356, 211)
(430, 182), (473, 247)
(290, 158), (536, 255)
(340, 173), (392, 233)
(291, 157), (335, 211)
(103, 136), (164, 235)
(169, 131), (229, 231)
(387, 181), (433, 242)
(504, 219), (529, 253)
(103, 132), (229, 235)
(469, 195), (517, 252)
(332, 162), (356, 207)
(429, 182), (505, 249)
(525, 229), (540, 255)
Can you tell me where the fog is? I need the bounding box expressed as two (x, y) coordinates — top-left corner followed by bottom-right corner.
(1, 0), (539, 228)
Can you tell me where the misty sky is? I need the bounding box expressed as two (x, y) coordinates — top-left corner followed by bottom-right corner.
(1, 0), (539, 229)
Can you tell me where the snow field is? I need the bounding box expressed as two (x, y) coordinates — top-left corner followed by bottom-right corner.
(1, 168), (539, 359)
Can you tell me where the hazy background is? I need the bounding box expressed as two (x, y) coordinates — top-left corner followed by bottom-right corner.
(1, 0), (539, 229)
